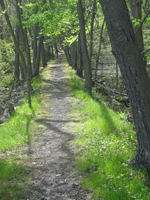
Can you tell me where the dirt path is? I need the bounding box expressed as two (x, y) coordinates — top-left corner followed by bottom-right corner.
(26, 55), (92, 200)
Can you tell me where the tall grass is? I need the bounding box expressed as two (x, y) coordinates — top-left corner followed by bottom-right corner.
(68, 68), (150, 200)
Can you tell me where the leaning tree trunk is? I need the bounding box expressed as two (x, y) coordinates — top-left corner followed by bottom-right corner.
(99, 0), (150, 169)
(77, 0), (92, 95)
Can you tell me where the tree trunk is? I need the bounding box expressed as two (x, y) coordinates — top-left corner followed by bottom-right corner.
(16, 0), (32, 107)
(14, 23), (20, 80)
(0, 19), (7, 63)
(51, 45), (54, 58)
(64, 46), (72, 66)
(71, 42), (75, 67)
(76, 33), (83, 78)
(99, 0), (150, 169)
(47, 45), (51, 61)
(32, 24), (38, 75)
(89, 0), (96, 65)
(71, 41), (77, 69)
(73, 42), (77, 70)
(0, 0), (27, 79)
(94, 20), (104, 82)
(41, 36), (47, 67)
(116, 62), (118, 89)
(54, 43), (58, 58)
(129, 0), (144, 52)
(77, 0), (92, 95)
(33, 36), (42, 77)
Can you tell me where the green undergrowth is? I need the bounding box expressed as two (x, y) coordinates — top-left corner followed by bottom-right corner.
(0, 77), (42, 152)
(67, 68), (150, 200)
(0, 75), (43, 199)
(0, 159), (29, 200)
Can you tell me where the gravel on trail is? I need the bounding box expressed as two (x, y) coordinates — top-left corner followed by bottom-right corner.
(26, 54), (92, 200)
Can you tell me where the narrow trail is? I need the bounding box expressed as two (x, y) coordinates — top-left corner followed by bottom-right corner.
(26, 54), (92, 200)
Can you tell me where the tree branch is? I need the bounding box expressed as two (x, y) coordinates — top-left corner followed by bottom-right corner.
(135, 10), (150, 35)
(142, 47), (150, 54)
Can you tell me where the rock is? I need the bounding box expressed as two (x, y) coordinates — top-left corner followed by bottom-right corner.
(3, 108), (10, 118)
(18, 98), (24, 105)
(0, 104), (4, 113)
(8, 103), (15, 115)
(0, 117), (4, 124)
(0, 85), (25, 123)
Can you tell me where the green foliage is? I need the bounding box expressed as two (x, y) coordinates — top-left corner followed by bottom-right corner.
(67, 69), (150, 200)
(23, 0), (79, 45)
(131, 17), (142, 28)
(116, 94), (122, 101)
(0, 40), (14, 88)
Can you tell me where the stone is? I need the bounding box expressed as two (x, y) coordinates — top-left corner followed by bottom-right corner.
(18, 98), (24, 105)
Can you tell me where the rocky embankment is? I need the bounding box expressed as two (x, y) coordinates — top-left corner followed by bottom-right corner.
(0, 85), (25, 124)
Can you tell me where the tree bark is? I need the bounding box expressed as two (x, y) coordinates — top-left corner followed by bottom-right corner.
(32, 24), (38, 75)
(64, 46), (72, 66)
(33, 36), (42, 77)
(51, 45), (54, 58)
(77, 0), (92, 95)
(89, 0), (96, 65)
(71, 42), (75, 66)
(94, 20), (104, 82)
(41, 36), (47, 67)
(76, 33), (83, 78)
(16, 0), (32, 107)
(99, 0), (150, 169)
(129, 0), (144, 52)
(71, 41), (77, 69)
(72, 42), (77, 70)
(14, 24), (20, 80)
(47, 45), (51, 61)
(0, 18), (7, 63)
(54, 43), (58, 58)
(0, 0), (27, 79)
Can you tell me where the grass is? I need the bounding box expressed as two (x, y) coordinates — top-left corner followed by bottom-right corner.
(0, 159), (29, 200)
(67, 67), (150, 200)
(0, 77), (42, 152)
(0, 75), (43, 199)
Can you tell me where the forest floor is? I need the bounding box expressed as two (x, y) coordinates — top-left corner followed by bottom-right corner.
(17, 54), (92, 200)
